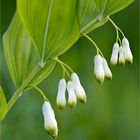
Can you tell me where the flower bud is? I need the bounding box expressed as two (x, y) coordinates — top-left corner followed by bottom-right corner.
(71, 73), (86, 103)
(119, 46), (125, 65)
(67, 81), (77, 108)
(42, 101), (58, 138)
(94, 54), (104, 84)
(56, 79), (66, 109)
(102, 58), (112, 80)
(110, 43), (119, 65)
(122, 38), (133, 64)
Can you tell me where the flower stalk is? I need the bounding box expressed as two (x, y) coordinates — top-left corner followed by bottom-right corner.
(81, 33), (104, 57)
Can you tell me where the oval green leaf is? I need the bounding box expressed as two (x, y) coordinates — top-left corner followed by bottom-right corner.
(17, 0), (80, 65)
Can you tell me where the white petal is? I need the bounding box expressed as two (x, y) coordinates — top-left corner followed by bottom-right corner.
(56, 79), (66, 109)
(119, 46), (125, 65)
(71, 73), (80, 84)
(110, 43), (119, 65)
(122, 38), (133, 64)
(42, 102), (58, 138)
(103, 58), (112, 80)
(67, 81), (77, 108)
(71, 73), (86, 103)
(94, 54), (104, 84)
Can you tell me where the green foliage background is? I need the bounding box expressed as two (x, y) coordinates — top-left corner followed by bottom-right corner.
(0, 0), (139, 140)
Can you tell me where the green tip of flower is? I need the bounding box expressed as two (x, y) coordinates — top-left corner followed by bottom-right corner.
(119, 61), (125, 66)
(80, 99), (86, 104)
(46, 128), (58, 139)
(78, 97), (87, 104)
(105, 75), (112, 80)
(57, 104), (65, 110)
(68, 102), (76, 108)
(110, 61), (117, 66)
(52, 135), (57, 139)
(97, 80), (104, 85)
(125, 59), (133, 64)
(106, 77), (112, 80)
(95, 77), (104, 85)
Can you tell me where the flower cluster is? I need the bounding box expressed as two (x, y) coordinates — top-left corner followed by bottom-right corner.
(94, 54), (112, 84)
(110, 38), (133, 65)
(40, 17), (133, 138)
(41, 73), (86, 138)
(56, 73), (86, 109)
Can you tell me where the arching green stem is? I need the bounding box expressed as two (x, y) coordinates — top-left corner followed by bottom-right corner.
(107, 17), (125, 38)
(29, 85), (49, 101)
(53, 58), (74, 78)
(81, 33), (104, 57)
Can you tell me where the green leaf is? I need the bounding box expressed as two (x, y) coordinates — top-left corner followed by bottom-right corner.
(95, 0), (134, 16)
(3, 13), (56, 89)
(3, 13), (38, 87)
(17, 0), (80, 65)
(78, 0), (98, 31)
(0, 87), (7, 121)
(78, 0), (134, 34)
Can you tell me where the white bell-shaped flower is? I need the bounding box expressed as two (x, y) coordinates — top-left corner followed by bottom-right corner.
(67, 81), (77, 108)
(122, 37), (133, 64)
(42, 101), (58, 138)
(56, 79), (66, 109)
(71, 73), (86, 103)
(94, 54), (104, 84)
(110, 42), (119, 65)
(102, 58), (112, 80)
(119, 46), (125, 65)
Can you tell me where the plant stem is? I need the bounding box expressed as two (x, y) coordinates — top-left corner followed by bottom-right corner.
(107, 17), (125, 38)
(29, 85), (49, 102)
(7, 64), (41, 112)
(82, 33), (104, 57)
(53, 58), (73, 76)
(115, 27), (119, 42)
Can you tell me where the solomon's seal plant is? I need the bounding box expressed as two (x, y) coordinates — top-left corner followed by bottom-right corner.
(0, 0), (134, 138)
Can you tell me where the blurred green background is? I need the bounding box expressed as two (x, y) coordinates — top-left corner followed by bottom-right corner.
(0, 0), (139, 140)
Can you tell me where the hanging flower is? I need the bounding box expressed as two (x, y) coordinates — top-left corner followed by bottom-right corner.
(102, 58), (112, 80)
(119, 46), (125, 65)
(110, 42), (119, 65)
(94, 54), (104, 84)
(56, 79), (66, 109)
(42, 101), (58, 138)
(71, 73), (86, 103)
(122, 37), (133, 64)
(67, 81), (77, 108)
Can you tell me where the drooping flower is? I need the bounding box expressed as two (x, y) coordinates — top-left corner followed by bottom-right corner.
(71, 73), (86, 103)
(119, 46), (125, 65)
(94, 54), (104, 84)
(122, 37), (133, 64)
(42, 101), (58, 138)
(67, 81), (77, 108)
(102, 58), (112, 80)
(56, 79), (66, 109)
(110, 42), (119, 65)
